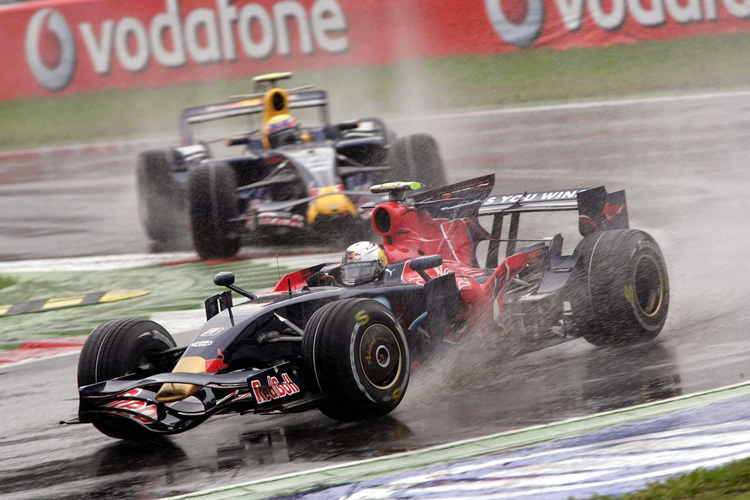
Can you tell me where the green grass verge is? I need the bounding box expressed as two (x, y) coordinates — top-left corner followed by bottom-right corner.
(0, 259), (293, 342)
(0, 276), (17, 291)
(589, 458), (750, 499)
(2, 32), (750, 150)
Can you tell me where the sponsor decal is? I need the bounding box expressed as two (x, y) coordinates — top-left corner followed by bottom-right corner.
(483, 190), (582, 206)
(205, 348), (228, 373)
(190, 340), (214, 347)
(104, 398), (159, 423)
(258, 213), (304, 228)
(232, 391), (255, 402)
(603, 202), (626, 221)
(251, 373), (301, 403)
(485, 0), (749, 48)
(355, 310), (370, 326)
(637, 239), (660, 252)
(216, 389), (239, 405)
(199, 327), (224, 337)
(25, 9), (76, 91)
(24, 0), (350, 92)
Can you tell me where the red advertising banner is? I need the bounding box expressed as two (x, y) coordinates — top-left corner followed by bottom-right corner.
(1, 0), (749, 101)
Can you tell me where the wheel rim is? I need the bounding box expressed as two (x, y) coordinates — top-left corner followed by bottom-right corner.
(359, 324), (402, 390)
(633, 254), (664, 318)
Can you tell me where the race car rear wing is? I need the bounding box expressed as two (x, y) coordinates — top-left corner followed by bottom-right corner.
(178, 90), (329, 145)
(478, 184), (629, 267)
(407, 175), (628, 267)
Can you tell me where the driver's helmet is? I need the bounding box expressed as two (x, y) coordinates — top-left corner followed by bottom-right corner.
(263, 114), (301, 148)
(341, 241), (388, 286)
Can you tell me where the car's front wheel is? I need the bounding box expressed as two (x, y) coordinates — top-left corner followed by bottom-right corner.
(78, 319), (177, 440)
(302, 299), (410, 421)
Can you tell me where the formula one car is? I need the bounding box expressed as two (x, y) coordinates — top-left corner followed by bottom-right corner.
(68, 175), (669, 440)
(136, 72), (447, 259)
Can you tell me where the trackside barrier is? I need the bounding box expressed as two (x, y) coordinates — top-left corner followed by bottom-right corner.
(2, 0), (750, 101)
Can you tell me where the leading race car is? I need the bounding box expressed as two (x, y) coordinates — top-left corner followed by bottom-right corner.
(136, 72), (447, 259)
(67, 175), (669, 440)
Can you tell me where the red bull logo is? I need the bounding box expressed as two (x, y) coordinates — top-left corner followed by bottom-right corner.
(251, 373), (300, 403)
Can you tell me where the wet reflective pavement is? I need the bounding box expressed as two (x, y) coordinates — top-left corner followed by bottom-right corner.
(3, 93), (750, 499)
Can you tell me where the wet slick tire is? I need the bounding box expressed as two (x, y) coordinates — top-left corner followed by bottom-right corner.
(389, 134), (447, 188)
(136, 149), (184, 242)
(78, 319), (177, 440)
(303, 299), (409, 421)
(188, 163), (241, 260)
(572, 229), (669, 347)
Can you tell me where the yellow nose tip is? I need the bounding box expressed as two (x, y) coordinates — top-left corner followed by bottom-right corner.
(156, 383), (201, 403)
(156, 356), (207, 403)
(307, 188), (357, 225)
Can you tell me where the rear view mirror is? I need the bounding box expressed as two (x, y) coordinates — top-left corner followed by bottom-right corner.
(409, 255), (443, 282)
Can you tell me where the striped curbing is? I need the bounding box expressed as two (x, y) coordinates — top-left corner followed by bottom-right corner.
(0, 290), (150, 316)
(163, 379), (750, 500)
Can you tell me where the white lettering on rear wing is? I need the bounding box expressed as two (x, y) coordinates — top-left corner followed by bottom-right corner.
(478, 188), (590, 215)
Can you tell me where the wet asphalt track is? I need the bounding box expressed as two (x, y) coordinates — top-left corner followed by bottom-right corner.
(2, 93), (750, 499)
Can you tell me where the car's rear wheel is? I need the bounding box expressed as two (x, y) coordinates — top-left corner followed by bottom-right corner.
(388, 134), (447, 188)
(78, 319), (177, 440)
(571, 229), (669, 347)
(187, 163), (241, 260)
(136, 149), (185, 242)
(302, 299), (410, 421)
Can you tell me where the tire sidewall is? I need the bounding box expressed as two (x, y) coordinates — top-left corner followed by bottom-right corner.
(345, 303), (410, 405)
(304, 299), (410, 418)
(574, 230), (669, 346)
(622, 235), (669, 332)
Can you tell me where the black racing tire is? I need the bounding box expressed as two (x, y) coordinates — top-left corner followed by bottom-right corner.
(302, 299), (410, 421)
(78, 319), (177, 440)
(187, 163), (241, 260)
(136, 149), (185, 242)
(388, 134), (447, 188)
(571, 229), (669, 347)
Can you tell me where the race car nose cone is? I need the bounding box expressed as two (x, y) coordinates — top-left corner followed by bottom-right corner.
(156, 356), (209, 403)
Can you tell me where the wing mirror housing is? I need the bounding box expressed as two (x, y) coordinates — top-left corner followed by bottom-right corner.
(213, 272), (256, 300)
(409, 254), (443, 282)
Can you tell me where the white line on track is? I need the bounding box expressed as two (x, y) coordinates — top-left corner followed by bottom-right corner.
(389, 88), (750, 123)
(0, 252), (340, 273)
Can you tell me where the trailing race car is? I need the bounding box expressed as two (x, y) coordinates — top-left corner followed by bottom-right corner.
(67, 175), (669, 440)
(136, 72), (447, 259)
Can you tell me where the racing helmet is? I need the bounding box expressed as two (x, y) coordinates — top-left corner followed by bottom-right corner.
(341, 241), (388, 286)
(263, 114), (301, 148)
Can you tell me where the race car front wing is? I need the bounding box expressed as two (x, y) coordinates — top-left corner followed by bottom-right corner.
(63, 362), (313, 435)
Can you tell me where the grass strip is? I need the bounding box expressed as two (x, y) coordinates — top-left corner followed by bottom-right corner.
(2, 33), (750, 150)
(589, 458), (750, 499)
(0, 259), (292, 343)
(0, 276), (17, 291)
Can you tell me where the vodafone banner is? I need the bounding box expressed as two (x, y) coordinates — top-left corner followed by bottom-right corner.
(3, 0), (750, 101)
